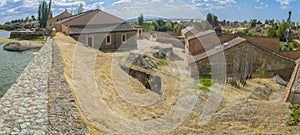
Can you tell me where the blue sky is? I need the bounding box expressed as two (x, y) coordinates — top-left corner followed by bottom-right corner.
(0, 0), (299, 24)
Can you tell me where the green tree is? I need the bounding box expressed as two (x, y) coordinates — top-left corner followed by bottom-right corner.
(242, 29), (252, 36)
(206, 13), (213, 26)
(166, 21), (172, 31)
(277, 20), (288, 41)
(270, 19), (275, 25)
(264, 19), (269, 24)
(31, 15), (36, 21)
(25, 16), (29, 22)
(173, 23), (182, 33)
(76, 3), (84, 14)
(206, 13), (219, 28)
(138, 13), (144, 26)
(267, 26), (277, 37)
(250, 19), (257, 28)
(38, 0), (52, 28)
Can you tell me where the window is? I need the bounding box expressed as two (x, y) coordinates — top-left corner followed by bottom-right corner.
(122, 34), (126, 43)
(106, 35), (111, 45)
(86, 35), (93, 47)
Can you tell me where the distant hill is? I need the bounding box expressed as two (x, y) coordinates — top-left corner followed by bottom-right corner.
(127, 16), (193, 22)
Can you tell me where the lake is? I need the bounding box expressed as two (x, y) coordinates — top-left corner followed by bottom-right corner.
(0, 31), (11, 38)
(0, 31), (34, 98)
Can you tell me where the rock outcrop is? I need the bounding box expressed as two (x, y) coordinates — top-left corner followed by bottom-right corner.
(153, 51), (167, 59)
(126, 53), (158, 69)
(249, 87), (272, 100)
(3, 41), (43, 52)
(153, 47), (182, 60)
(274, 75), (287, 86)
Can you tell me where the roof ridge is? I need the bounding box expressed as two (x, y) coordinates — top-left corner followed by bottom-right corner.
(58, 9), (98, 24)
(247, 41), (294, 63)
(99, 10), (126, 22)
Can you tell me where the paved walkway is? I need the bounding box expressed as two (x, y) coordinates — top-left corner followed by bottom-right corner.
(0, 38), (52, 134)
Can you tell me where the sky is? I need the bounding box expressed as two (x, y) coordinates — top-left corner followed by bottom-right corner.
(0, 0), (299, 24)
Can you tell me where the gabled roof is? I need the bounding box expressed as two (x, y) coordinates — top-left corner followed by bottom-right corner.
(181, 26), (199, 36)
(191, 37), (246, 63)
(57, 9), (126, 26)
(69, 23), (136, 34)
(190, 36), (294, 64)
(187, 30), (215, 40)
(56, 9), (135, 34)
(49, 11), (72, 22)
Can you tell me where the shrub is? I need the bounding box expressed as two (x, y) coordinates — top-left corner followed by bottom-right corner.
(199, 86), (211, 92)
(287, 103), (300, 126)
(200, 78), (214, 87)
(156, 60), (168, 66)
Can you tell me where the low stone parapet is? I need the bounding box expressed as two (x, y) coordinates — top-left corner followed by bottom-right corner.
(0, 37), (52, 134)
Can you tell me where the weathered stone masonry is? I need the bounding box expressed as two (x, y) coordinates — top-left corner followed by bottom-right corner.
(0, 38), (52, 134)
(0, 37), (89, 134)
(48, 42), (89, 134)
(192, 41), (295, 80)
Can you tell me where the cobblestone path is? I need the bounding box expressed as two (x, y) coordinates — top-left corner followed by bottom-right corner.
(0, 38), (52, 134)
(48, 42), (89, 134)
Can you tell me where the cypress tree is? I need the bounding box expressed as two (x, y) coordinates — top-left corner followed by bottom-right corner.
(38, 0), (52, 28)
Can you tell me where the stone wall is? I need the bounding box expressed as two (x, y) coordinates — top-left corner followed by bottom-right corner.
(48, 43), (89, 134)
(0, 37), (89, 134)
(218, 34), (300, 61)
(0, 37), (52, 134)
(120, 65), (162, 95)
(76, 31), (137, 50)
(192, 41), (295, 81)
(10, 31), (48, 40)
(187, 32), (220, 55)
(156, 37), (185, 49)
(54, 24), (70, 35)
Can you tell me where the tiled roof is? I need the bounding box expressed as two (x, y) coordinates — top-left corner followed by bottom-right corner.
(57, 10), (94, 24)
(56, 9), (135, 34)
(57, 9), (125, 26)
(190, 37), (247, 63)
(69, 23), (135, 34)
(187, 30), (215, 40)
(181, 26), (199, 35)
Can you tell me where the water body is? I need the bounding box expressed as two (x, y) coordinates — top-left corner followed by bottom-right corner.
(0, 31), (11, 38)
(0, 31), (34, 98)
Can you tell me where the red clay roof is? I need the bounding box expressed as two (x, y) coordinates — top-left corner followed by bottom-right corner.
(190, 36), (294, 64)
(57, 9), (125, 26)
(190, 37), (247, 63)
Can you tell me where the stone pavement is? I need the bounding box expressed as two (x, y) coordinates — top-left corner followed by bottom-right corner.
(48, 42), (89, 134)
(0, 38), (52, 134)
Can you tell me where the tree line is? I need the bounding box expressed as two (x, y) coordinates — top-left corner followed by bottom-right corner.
(137, 14), (183, 33)
(5, 16), (36, 24)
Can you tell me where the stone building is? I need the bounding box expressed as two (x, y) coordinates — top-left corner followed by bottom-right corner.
(131, 24), (143, 39)
(46, 11), (72, 30)
(190, 37), (295, 82)
(48, 9), (137, 50)
(183, 28), (296, 84)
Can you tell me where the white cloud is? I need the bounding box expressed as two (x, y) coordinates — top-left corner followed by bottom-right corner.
(254, 1), (269, 9)
(85, 2), (105, 10)
(152, 0), (161, 2)
(0, 0), (7, 7)
(275, 0), (295, 9)
(112, 0), (131, 5)
(105, 0), (203, 20)
(192, 0), (236, 10)
(52, 0), (86, 7)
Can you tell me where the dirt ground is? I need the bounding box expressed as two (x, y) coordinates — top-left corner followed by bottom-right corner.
(55, 33), (299, 134)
